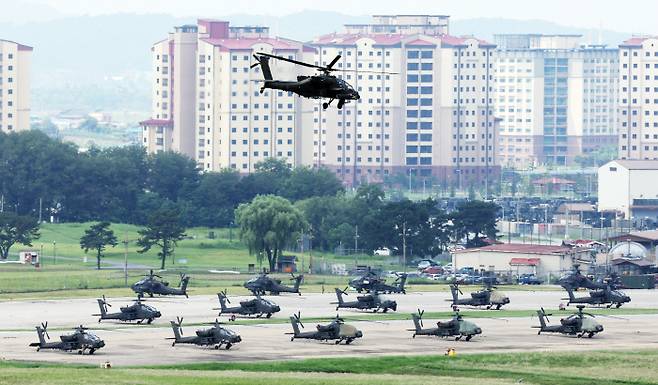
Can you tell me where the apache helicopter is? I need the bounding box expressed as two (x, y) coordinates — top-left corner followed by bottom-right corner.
(409, 308), (483, 341)
(243, 273), (303, 296)
(448, 282), (510, 310)
(563, 285), (631, 308)
(332, 287), (397, 313)
(214, 290), (281, 320)
(169, 317), (242, 350)
(94, 295), (162, 324)
(251, 52), (364, 110)
(30, 322), (105, 355)
(534, 306), (604, 338)
(131, 270), (190, 298)
(349, 271), (407, 294)
(288, 312), (363, 344)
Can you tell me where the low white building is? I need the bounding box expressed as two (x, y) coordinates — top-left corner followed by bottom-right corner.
(598, 160), (658, 220)
(452, 243), (593, 278)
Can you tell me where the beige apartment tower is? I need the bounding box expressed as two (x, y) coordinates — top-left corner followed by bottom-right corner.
(310, 15), (498, 188)
(0, 40), (32, 133)
(618, 37), (658, 160)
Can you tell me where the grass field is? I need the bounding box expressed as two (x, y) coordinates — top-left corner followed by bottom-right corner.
(1, 350), (657, 385)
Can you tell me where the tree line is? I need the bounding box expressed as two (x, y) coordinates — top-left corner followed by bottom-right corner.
(0, 130), (343, 226)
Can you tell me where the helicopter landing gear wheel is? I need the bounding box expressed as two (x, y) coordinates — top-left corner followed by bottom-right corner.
(616, 303), (622, 308)
(266, 313), (272, 318)
(36, 347), (40, 352)
(172, 342), (176, 347)
(148, 318), (153, 324)
(465, 335), (472, 341)
(322, 102), (329, 110)
(346, 338), (353, 345)
(496, 304), (502, 310)
(214, 345), (220, 350)
(78, 350), (83, 355)
(588, 332), (594, 338)
(290, 337), (295, 342)
(89, 349), (95, 355)
(337, 99), (345, 109)
(225, 344), (232, 350)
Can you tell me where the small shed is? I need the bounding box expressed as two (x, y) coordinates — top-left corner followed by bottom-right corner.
(611, 258), (654, 275)
(277, 255), (298, 273)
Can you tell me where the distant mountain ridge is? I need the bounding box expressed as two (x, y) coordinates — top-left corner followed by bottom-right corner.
(0, 11), (636, 113)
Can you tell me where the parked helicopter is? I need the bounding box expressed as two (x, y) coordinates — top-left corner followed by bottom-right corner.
(93, 295), (162, 324)
(332, 287), (397, 313)
(409, 308), (483, 341)
(214, 290), (281, 319)
(169, 317), (242, 350)
(243, 273), (303, 296)
(29, 322), (105, 355)
(131, 270), (190, 298)
(563, 285), (631, 308)
(349, 271), (407, 294)
(533, 306), (604, 338)
(288, 312), (363, 344)
(448, 282), (510, 310)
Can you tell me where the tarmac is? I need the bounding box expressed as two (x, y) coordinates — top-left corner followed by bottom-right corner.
(1, 289), (657, 366)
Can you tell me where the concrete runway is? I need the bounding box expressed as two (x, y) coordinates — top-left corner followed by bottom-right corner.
(1, 289), (657, 366)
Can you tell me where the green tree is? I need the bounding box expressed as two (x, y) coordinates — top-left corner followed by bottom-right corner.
(235, 195), (307, 272)
(451, 200), (499, 248)
(0, 213), (40, 260)
(146, 151), (200, 202)
(80, 221), (118, 270)
(136, 206), (187, 270)
(281, 166), (344, 201)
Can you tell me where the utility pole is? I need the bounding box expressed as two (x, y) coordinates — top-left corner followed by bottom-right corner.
(52, 241), (57, 264)
(402, 222), (407, 272)
(38, 198), (42, 223)
(123, 238), (129, 287)
(354, 225), (359, 268)
(0, 194), (3, 212)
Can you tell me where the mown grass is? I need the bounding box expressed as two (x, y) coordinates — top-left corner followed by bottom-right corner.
(1, 350), (657, 385)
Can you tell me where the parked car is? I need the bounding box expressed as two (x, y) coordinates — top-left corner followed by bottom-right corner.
(422, 266), (444, 275)
(416, 259), (439, 270)
(518, 274), (543, 285)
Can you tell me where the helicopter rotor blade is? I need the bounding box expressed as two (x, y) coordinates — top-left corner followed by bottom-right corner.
(256, 52), (325, 71)
(326, 55), (341, 70)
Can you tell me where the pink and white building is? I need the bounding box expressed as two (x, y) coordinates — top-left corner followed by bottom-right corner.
(0, 39), (32, 133)
(142, 19), (315, 172)
(310, 15), (499, 188)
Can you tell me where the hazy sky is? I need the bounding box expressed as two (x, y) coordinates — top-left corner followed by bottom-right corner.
(7, 0), (658, 34)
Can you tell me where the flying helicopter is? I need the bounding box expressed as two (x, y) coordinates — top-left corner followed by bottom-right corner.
(533, 305), (604, 338)
(563, 285), (631, 308)
(332, 287), (397, 313)
(168, 317), (242, 350)
(214, 290), (281, 320)
(448, 281), (510, 310)
(287, 312), (363, 344)
(131, 270), (190, 298)
(243, 273), (303, 296)
(29, 322), (105, 355)
(251, 52), (396, 110)
(349, 271), (407, 294)
(93, 295), (162, 324)
(409, 308), (483, 341)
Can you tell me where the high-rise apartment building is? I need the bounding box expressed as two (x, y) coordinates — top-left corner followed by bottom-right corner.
(0, 39), (32, 133)
(494, 34), (619, 168)
(141, 20), (315, 172)
(618, 37), (658, 160)
(310, 15), (498, 188)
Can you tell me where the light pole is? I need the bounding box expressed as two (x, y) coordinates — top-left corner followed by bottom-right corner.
(402, 221), (407, 272)
(354, 225), (359, 268)
(52, 241), (56, 264)
(123, 238), (129, 287)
